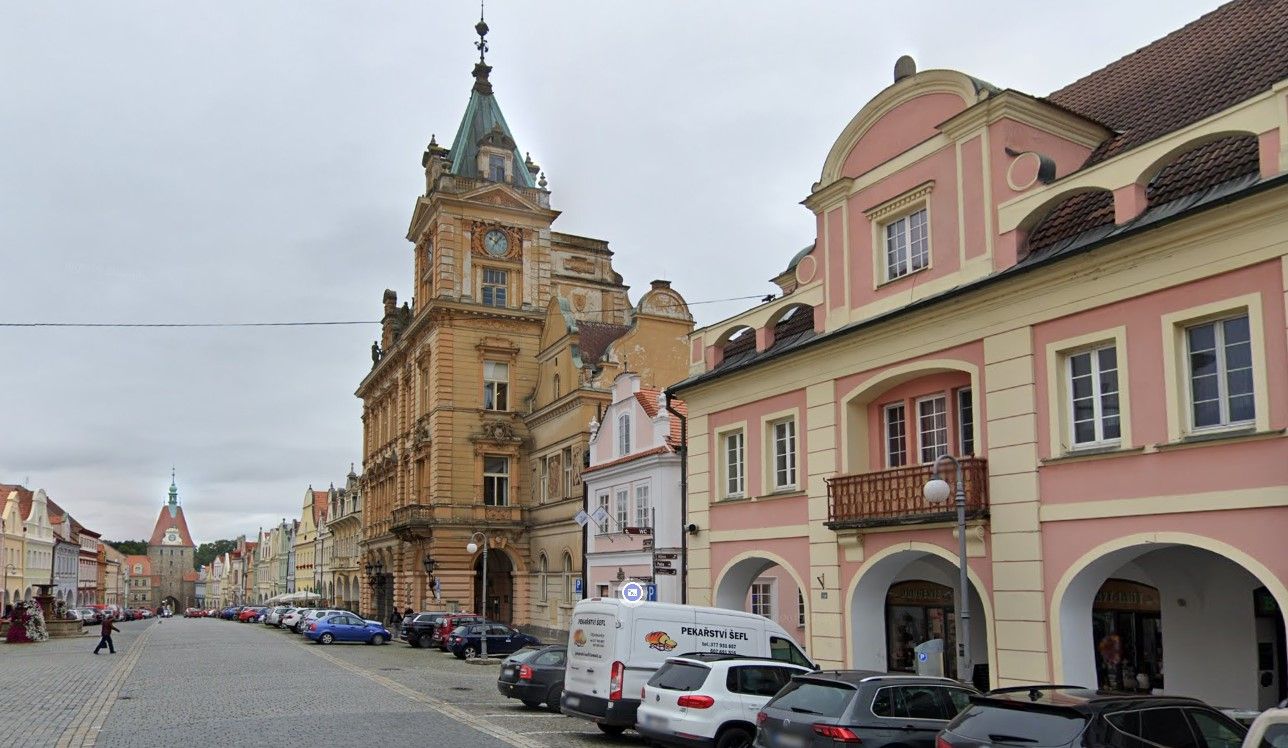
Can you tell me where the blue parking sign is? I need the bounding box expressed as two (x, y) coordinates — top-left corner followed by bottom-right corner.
(646, 584), (657, 602)
(574, 577), (583, 595)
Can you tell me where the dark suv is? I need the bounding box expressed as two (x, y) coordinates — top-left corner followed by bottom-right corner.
(400, 611), (449, 648)
(754, 671), (978, 748)
(938, 687), (1247, 748)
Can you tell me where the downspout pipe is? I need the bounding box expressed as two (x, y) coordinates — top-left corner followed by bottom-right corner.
(665, 397), (688, 605)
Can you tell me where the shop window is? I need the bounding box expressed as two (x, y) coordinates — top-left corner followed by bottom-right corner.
(771, 419), (797, 490)
(916, 395), (948, 464)
(1186, 315), (1254, 429)
(483, 361), (509, 411)
(1068, 346), (1121, 447)
(884, 403), (907, 468)
(724, 431), (745, 497)
(885, 208), (930, 281)
(886, 580), (959, 679)
(482, 455), (510, 506)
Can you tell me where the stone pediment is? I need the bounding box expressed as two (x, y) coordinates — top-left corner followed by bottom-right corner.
(470, 418), (524, 445)
(464, 183), (539, 212)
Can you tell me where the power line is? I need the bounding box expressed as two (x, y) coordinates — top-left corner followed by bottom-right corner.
(0, 294), (774, 329)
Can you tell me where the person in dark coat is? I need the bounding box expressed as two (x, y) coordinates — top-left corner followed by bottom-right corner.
(389, 608), (403, 628)
(94, 613), (120, 654)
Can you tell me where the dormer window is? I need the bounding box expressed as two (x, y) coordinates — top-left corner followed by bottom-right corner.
(885, 207), (929, 280)
(489, 154), (506, 182)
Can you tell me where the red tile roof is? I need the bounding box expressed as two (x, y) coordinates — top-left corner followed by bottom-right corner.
(1047, 0), (1288, 166)
(125, 555), (152, 576)
(312, 490), (329, 526)
(3, 484), (34, 523)
(148, 503), (196, 547)
(632, 388), (687, 447)
(576, 321), (631, 363)
(182, 570), (199, 582)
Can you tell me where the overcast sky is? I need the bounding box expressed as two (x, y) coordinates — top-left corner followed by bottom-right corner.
(0, 1), (1226, 544)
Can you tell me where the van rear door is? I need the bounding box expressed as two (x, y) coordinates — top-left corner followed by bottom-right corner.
(565, 603), (618, 700)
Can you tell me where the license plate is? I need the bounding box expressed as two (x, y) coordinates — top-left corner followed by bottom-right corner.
(503, 667), (515, 677)
(774, 734), (805, 748)
(643, 713), (668, 730)
(564, 695), (580, 708)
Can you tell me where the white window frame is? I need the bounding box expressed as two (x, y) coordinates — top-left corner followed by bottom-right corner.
(562, 447), (574, 498)
(538, 457), (549, 503)
(750, 578), (776, 619)
(1185, 314), (1255, 431)
(724, 431), (745, 498)
(884, 207), (930, 281)
(916, 394), (949, 464)
(482, 455), (509, 506)
(483, 361), (509, 411)
(956, 388), (975, 456)
(1066, 345), (1122, 447)
(771, 418), (797, 491)
(797, 588), (806, 628)
(617, 413), (631, 456)
(538, 554), (548, 603)
(615, 489), (629, 531)
(634, 485), (651, 529)
(884, 402), (907, 468)
(596, 493), (610, 533)
(481, 267), (508, 307)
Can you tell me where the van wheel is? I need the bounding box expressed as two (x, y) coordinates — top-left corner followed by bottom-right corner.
(521, 699), (542, 709)
(596, 724), (626, 737)
(716, 726), (754, 748)
(545, 684), (562, 712)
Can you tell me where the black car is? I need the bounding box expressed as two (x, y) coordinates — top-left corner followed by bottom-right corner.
(447, 622), (541, 659)
(938, 686), (1247, 748)
(400, 611), (449, 648)
(754, 671), (978, 748)
(497, 645), (566, 711)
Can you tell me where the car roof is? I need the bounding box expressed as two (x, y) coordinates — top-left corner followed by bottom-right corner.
(800, 670), (967, 686)
(669, 652), (804, 666)
(978, 687), (1213, 713)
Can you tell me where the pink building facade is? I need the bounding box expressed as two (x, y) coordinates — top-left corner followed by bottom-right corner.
(670, 1), (1288, 709)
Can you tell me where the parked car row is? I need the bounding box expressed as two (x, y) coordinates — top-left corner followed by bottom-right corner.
(396, 609), (541, 659)
(217, 604), (394, 646)
(69, 606), (154, 624)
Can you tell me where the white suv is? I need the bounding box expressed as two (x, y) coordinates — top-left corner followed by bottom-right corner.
(637, 654), (813, 748)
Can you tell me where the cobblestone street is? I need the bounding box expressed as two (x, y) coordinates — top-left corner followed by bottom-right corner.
(1, 618), (647, 748)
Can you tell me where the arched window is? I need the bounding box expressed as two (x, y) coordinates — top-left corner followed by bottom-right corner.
(539, 553), (549, 602)
(563, 553), (574, 604)
(553, 374), (561, 400)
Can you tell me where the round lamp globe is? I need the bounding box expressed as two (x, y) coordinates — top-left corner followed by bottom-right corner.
(466, 542), (479, 554)
(923, 478), (952, 505)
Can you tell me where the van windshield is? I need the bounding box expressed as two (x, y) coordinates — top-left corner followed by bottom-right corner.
(648, 662), (711, 692)
(769, 636), (814, 668)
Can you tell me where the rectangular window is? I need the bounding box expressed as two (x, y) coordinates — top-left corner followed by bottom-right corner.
(538, 457), (549, 503)
(724, 431), (745, 497)
(957, 388), (975, 456)
(917, 395), (948, 464)
(797, 588), (806, 628)
(562, 447), (573, 498)
(772, 419), (797, 490)
(750, 580), (774, 618)
(617, 413), (631, 456)
(1068, 346), (1121, 446)
(596, 493), (610, 533)
(884, 403), (907, 468)
(1187, 315), (1254, 429)
(482, 455), (509, 506)
(634, 485), (651, 529)
(483, 361), (509, 411)
(481, 268), (508, 307)
(885, 208), (929, 280)
(615, 489), (628, 531)
(488, 154), (506, 182)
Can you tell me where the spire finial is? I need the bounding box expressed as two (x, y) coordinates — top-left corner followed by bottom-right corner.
(168, 468), (178, 505)
(475, 1), (489, 63)
(471, 2), (494, 95)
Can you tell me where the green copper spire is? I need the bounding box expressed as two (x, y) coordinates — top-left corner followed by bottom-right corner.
(168, 468), (179, 515)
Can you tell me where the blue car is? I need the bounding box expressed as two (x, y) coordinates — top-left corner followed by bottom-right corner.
(304, 612), (391, 645)
(447, 622), (540, 659)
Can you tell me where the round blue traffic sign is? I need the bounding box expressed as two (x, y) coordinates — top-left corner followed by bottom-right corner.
(620, 581), (645, 606)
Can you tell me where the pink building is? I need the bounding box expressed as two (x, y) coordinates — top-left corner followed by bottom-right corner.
(670, 0), (1288, 709)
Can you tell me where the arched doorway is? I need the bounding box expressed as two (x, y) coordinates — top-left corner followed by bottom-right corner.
(714, 555), (809, 650)
(162, 595), (180, 614)
(474, 550), (514, 623)
(848, 547), (991, 688)
(1055, 539), (1288, 709)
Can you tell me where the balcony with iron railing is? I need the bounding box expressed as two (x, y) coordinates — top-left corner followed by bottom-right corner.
(825, 457), (989, 530)
(390, 502), (525, 540)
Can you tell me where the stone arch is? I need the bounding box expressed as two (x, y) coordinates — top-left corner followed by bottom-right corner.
(470, 544), (523, 623)
(1051, 531), (1288, 708)
(844, 541), (996, 686)
(538, 552), (549, 603)
(838, 358), (980, 474)
(713, 550), (810, 644)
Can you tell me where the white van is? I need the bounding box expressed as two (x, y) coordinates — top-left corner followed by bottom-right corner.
(560, 598), (814, 736)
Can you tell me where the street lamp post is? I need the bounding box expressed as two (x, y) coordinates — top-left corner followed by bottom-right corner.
(422, 555), (437, 608)
(4, 563), (15, 610)
(923, 454), (972, 684)
(466, 532), (488, 659)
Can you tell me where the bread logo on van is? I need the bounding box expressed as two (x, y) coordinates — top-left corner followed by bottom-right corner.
(572, 629), (588, 647)
(644, 631), (677, 651)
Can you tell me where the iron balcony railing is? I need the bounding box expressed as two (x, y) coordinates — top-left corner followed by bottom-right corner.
(825, 457), (989, 529)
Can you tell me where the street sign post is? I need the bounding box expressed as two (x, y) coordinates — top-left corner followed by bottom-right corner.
(654, 552), (678, 560)
(654, 568), (677, 575)
(646, 584), (658, 602)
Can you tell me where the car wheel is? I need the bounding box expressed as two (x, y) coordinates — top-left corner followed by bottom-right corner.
(716, 726), (754, 748)
(408, 634), (421, 648)
(521, 699), (542, 709)
(453, 651), (465, 660)
(463, 645), (477, 659)
(319, 633), (334, 645)
(545, 684), (562, 712)
(596, 724), (626, 737)
(370, 634), (386, 646)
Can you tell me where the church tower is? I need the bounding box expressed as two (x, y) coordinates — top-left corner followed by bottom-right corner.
(147, 471), (196, 610)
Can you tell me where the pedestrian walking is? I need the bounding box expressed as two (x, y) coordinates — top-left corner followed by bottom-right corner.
(94, 613), (120, 655)
(388, 608), (402, 628)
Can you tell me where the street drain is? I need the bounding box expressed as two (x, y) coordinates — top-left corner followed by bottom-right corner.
(378, 667), (402, 671)
(450, 686), (471, 691)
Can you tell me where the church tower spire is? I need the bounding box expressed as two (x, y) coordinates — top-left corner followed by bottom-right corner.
(168, 467), (178, 506)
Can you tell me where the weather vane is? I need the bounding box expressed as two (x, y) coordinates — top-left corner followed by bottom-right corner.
(475, 1), (489, 63)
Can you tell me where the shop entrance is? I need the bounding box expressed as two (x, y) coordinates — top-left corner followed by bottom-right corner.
(1091, 579), (1163, 691)
(886, 580), (959, 679)
(474, 550), (513, 624)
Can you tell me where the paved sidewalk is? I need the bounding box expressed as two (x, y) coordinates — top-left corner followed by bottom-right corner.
(0, 619), (154, 748)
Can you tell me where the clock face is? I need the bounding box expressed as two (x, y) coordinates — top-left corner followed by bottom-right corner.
(484, 229), (509, 257)
(164, 528), (180, 545)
